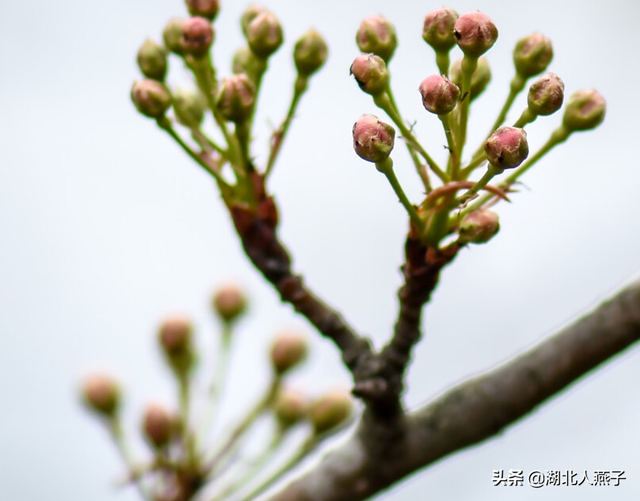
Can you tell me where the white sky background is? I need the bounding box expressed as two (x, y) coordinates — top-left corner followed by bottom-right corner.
(1, 0), (639, 500)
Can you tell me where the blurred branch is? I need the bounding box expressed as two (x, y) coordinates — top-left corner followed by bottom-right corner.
(265, 278), (640, 501)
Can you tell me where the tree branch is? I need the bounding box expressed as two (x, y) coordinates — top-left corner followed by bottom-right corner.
(265, 278), (640, 501)
(227, 172), (373, 373)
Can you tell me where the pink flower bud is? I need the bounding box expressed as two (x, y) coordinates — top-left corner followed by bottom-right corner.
(142, 403), (174, 448)
(352, 114), (395, 163)
(513, 33), (553, 78)
(270, 331), (308, 375)
(163, 18), (187, 55)
(459, 209), (500, 244)
(419, 74), (460, 115)
(137, 39), (168, 81)
(528, 73), (564, 116)
(158, 315), (195, 376)
(562, 89), (606, 132)
(185, 0), (220, 21)
(356, 15), (397, 63)
(484, 126), (529, 170)
(240, 4), (268, 37)
(181, 17), (215, 57)
(293, 29), (328, 77)
(245, 11), (283, 59)
(131, 80), (172, 118)
(454, 12), (498, 58)
(212, 283), (248, 323)
(349, 53), (389, 96)
(274, 388), (307, 429)
(215, 74), (256, 123)
(81, 374), (121, 418)
(422, 8), (459, 53)
(450, 57), (491, 101)
(308, 388), (353, 434)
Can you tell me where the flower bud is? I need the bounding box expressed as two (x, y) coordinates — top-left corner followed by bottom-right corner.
(459, 209), (500, 244)
(142, 403), (174, 448)
(356, 15), (397, 63)
(231, 45), (265, 83)
(131, 80), (172, 118)
(212, 283), (248, 323)
(241, 4), (268, 37)
(527, 73), (564, 116)
(453, 12), (498, 58)
(349, 53), (389, 96)
(173, 88), (206, 128)
(308, 389), (352, 434)
(422, 8), (459, 53)
(181, 17), (215, 57)
(81, 374), (121, 418)
(137, 39), (168, 81)
(270, 331), (308, 375)
(293, 29), (328, 77)
(513, 33), (553, 78)
(159, 315), (195, 376)
(484, 126), (529, 170)
(352, 114), (395, 163)
(450, 56), (491, 101)
(245, 11), (283, 59)
(419, 74), (460, 115)
(216, 74), (256, 123)
(562, 89), (606, 132)
(185, 0), (220, 21)
(163, 18), (187, 55)
(274, 388), (307, 429)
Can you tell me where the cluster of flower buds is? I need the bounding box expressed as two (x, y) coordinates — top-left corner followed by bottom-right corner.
(349, 6), (605, 249)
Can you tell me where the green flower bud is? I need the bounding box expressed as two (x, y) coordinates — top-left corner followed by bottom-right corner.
(142, 402), (175, 448)
(450, 56), (491, 101)
(484, 126), (529, 170)
(158, 315), (195, 376)
(241, 4), (268, 37)
(81, 374), (121, 418)
(181, 16), (215, 57)
(163, 18), (187, 56)
(352, 114), (395, 163)
(215, 74), (256, 123)
(270, 331), (308, 375)
(459, 209), (500, 244)
(349, 53), (389, 96)
(562, 89), (606, 132)
(131, 80), (172, 119)
(245, 11), (283, 59)
(172, 88), (206, 128)
(136, 39), (168, 81)
(422, 8), (459, 53)
(419, 74), (460, 115)
(212, 283), (248, 324)
(294, 29), (328, 77)
(274, 388), (307, 429)
(185, 0), (220, 21)
(527, 73), (564, 116)
(513, 32), (553, 78)
(454, 12), (498, 58)
(231, 45), (265, 84)
(356, 15), (397, 63)
(308, 389), (352, 434)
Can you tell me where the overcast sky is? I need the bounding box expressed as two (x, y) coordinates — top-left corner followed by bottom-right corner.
(1, 1), (639, 500)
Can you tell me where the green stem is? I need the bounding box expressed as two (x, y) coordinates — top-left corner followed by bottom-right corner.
(457, 164), (500, 204)
(197, 324), (233, 447)
(376, 157), (425, 232)
(453, 56), (478, 172)
(235, 434), (317, 501)
(206, 376), (282, 472)
(439, 113), (458, 179)
(265, 75), (308, 177)
(513, 107), (537, 128)
(108, 418), (152, 500)
(435, 51), (451, 76)
(178, 374), (198, 467)
(190, 127), (224, 155)
(374, 92), (448, 183)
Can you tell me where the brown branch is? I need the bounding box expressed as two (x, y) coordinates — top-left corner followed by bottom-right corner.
(265, 278), (640, 501)
(227, 172), (373, 373)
